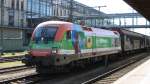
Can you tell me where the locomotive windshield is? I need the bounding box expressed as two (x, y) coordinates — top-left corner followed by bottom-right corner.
(33, 26), (58, 44)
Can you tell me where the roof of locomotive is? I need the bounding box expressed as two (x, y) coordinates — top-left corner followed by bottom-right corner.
(36, 21), (72, 28)
(35, 21), (119, 38)
(84, 27), (119, 38)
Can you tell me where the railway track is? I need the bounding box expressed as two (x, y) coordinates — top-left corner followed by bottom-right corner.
(1, 73), (39, 84)
(0, 66), (33, 74)
(0, 66), (37, 84)
(0, 52), (149, 84)
(82, 52), (150, 84)
(0, 55), (24, 63)
(38, 52), (150, 84)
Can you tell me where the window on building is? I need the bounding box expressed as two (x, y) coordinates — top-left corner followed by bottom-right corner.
(60, 9), (62, 16)
(11, 0), (15, 9)
(66, 10), (68, 16)
(64, 9), (66, 16)
(21, 1), (24, 11)
(0, 0), (5, 6)
(20, 19), (23, 27)
(54, 9), (56, 16)
(0, 0), (2, 6)
(4, 0), (6, 4)
(16, 0), (19, 10)
(8, 15), (14, 26)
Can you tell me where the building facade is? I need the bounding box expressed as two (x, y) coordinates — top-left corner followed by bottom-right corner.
(0, 0), (27, 27)
(0, 0), (106, 51)
(26, 0), (105, 27)
(0, 0), (27, 51)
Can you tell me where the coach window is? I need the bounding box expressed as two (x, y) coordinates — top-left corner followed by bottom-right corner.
(66, 31), (71, 39)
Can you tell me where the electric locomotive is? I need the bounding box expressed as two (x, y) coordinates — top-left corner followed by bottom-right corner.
(23, 21), (121, 73)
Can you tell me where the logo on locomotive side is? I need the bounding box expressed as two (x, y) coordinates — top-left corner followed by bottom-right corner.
(86, 37), (92, 48)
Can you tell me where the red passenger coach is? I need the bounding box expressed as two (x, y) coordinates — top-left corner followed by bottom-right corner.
(111, 28), (147, 54)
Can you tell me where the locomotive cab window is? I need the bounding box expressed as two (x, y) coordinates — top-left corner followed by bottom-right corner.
(33, 26), (58, 44)
(66, 31), (71, 39)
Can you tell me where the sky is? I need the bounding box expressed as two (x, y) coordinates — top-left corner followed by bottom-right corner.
(75, 0), (135, 14)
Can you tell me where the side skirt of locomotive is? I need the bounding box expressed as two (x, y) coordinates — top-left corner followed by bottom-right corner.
(22, 47), (146, 74)
(23, 48), (122, 74)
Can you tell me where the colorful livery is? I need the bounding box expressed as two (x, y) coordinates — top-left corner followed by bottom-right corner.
(23, 21), (126, 73)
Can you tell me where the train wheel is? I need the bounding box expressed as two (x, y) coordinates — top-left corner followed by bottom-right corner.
(36, 66), (52, 74)
(36, 66), (44, 74)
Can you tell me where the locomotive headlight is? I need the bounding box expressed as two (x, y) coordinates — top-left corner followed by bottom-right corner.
(52, 47), (58, 54)
(52, 50), (57, 53)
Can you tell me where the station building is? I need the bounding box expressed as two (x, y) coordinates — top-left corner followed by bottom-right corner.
(0, 0), (105, 51)
(0, 0), (27, 51)
(26, 0), (104, 27)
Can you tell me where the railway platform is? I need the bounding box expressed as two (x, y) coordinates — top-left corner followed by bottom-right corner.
(113, 56), (150, 84)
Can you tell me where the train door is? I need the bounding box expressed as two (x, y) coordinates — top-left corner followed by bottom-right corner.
(75, 32), (84, 54)
(75, 32), (80, 54)
(92, 33), (96, 55)
(72, 31), (80, 54)
(66, 30), (72, 50)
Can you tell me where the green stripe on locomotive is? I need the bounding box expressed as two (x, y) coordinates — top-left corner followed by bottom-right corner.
(29, 41), (60, 49)
(60, 33), (73, 50)
(29, 33), (115, 51)
(60, 32), (115, 50)
(88, 36), (113, 48)
(95, 36), (112, 48)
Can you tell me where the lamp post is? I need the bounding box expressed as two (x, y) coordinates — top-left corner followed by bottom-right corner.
(95, 5), (106, 26)
(97, 5), (106, 12)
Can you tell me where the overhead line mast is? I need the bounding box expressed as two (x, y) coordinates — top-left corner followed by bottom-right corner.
(68, 0), (74, 22)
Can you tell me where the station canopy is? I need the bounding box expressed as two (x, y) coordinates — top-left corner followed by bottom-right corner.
(124, 0), (150, 21)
